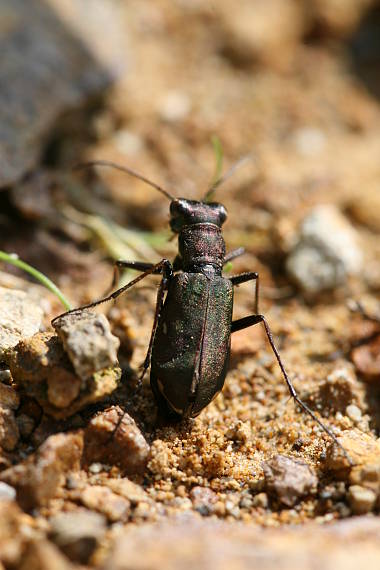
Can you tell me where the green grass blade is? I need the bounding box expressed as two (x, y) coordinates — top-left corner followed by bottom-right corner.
(0, 251), (71, 310)
(211, 135), (224, 188)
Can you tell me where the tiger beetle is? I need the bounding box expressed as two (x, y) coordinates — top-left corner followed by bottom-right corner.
(53, 159), (351, 461)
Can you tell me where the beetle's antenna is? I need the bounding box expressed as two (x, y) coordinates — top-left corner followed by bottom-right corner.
(203, 155), (251, 202)
(73, 160), (176, 201)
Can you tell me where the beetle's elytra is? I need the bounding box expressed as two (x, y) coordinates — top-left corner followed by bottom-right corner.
(52, 159), (350, 460)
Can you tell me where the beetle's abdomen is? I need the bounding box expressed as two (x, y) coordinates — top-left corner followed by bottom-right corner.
(151, 273), (233, 417)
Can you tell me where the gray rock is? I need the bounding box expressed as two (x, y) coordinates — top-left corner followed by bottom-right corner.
(286, 205), (362, 293)
(53, 311), (120, 380)
(0, 0), (126, 188)
(263, 454), (318, 506)
(0, 287), (43, 358)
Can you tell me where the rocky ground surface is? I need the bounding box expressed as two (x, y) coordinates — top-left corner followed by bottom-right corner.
(1, 0), (380, 568)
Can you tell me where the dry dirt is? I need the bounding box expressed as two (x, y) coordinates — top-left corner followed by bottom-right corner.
(1, 1), (380, 568)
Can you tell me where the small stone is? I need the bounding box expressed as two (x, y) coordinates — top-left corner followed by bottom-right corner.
(350, 463), (380, 494)
(286, 205), (362, 294)
(352, 336), (380, 381)
(81, 485), (130, 522)
(346, 404), (362, 422)
(7, 332), (120, 419)
(84, 406), (150, 474)
(263, 455), (318, 506)
(348, 485), (377, 515)
(0, 482), (16, 501)
(0, 431), (83, 509)
(158, 91), (191, 122)
(252, 492), (269, 509)
(325, 429), (380, 472)
(104, 479), (150, 505)
(0, 287), (43, 357)
(53, 311), (120, 380)
(190, 486), (218, 515)
(50, 510), (106, 564)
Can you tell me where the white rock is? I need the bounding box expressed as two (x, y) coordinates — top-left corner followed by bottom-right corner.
(0, 287), (43, 357)
(286, 205), (362, 293)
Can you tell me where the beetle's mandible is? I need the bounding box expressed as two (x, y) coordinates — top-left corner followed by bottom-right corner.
(53, 159), (350, 460)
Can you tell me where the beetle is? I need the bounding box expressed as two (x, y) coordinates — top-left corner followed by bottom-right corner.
(53, 159), (349, 457)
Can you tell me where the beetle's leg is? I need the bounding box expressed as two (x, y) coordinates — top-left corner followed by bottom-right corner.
(139, 262), (173, 382)
(231, 314), (352, 463)
(52, 258), (173, 324)
(224, 247), (245, 265)
(230, 271), (259, 314)
(106, 260), (158, 294)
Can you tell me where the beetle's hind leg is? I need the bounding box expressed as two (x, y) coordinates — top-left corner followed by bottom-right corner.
(231, 314), (352, 464)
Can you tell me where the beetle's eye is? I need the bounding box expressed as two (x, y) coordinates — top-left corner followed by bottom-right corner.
(170, 200), (181, 216)
(170, 199), (190, 216)
(219, 205), (227, 223)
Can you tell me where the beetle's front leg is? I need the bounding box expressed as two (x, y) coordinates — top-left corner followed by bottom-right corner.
(230, 271), (259, 314)
(139, 260), (173, 382)
(106, 260), (160, 294)
(52, 258), (173, 323)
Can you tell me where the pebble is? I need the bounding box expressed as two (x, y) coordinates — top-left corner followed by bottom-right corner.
(286, 205), (362, 294)
(158, 91), (191, 122)
(7, 332), (120, 419)
(50, 510), (106, 564)
(0, 482), (16, 501)
(84, 406), (150, 474)
(346, 404), (362, 422)
(263, 455), (318, 506)
(351, 336), (380, 381)
(0, 431), (83, 509)
(53, 311), (120, 380)
(81, 485), (130, 522)
(348, 485), (377, 515)
(0, 287), (43, 358)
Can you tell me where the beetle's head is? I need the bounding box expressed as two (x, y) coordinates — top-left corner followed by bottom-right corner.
(169, 199), (227, 233)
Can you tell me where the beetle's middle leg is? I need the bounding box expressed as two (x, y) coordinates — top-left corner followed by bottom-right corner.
(230, 271), (259, 314)
(230, 314), (351, 462)
(110, 260), (173, 383)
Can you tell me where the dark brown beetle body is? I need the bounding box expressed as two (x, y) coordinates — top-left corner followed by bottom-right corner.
(151, 204), (233, 418)
(151, 271), (233, 418)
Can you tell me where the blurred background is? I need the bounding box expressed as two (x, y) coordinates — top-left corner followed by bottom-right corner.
(1, 0), (380, 310)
